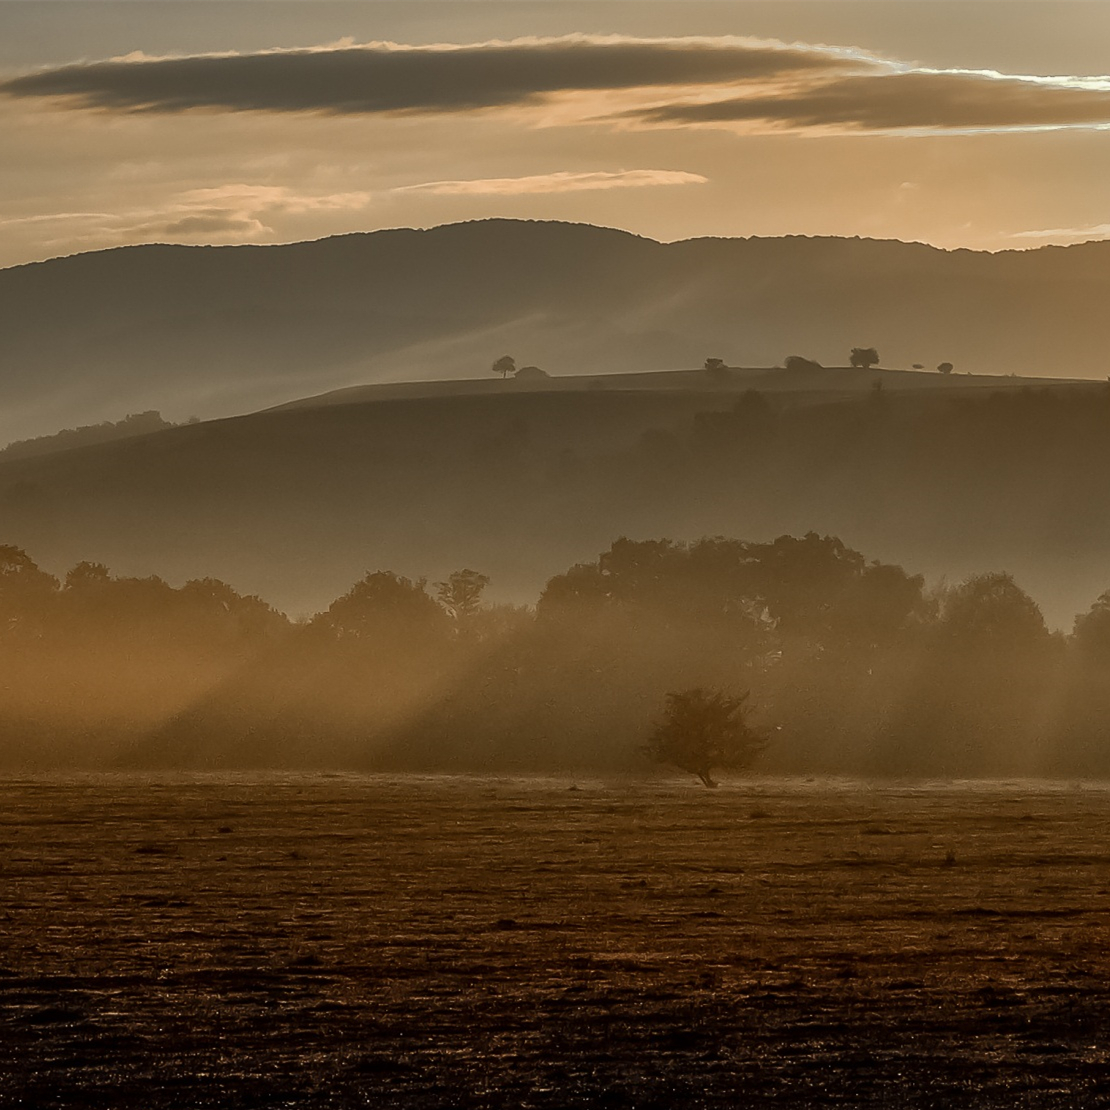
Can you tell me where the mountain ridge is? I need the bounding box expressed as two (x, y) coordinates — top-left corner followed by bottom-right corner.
(2, 218), (1109, 445)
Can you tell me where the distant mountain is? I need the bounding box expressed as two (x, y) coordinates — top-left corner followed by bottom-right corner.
(2, 218), (1109, 444)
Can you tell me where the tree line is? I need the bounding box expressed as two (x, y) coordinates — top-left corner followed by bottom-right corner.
(3, 533), (1110, 777)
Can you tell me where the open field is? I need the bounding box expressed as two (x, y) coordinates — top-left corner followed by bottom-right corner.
(3, 775), (1110, 1107)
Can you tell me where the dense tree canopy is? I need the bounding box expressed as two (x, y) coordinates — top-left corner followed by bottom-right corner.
(2, 533), (1110, 777)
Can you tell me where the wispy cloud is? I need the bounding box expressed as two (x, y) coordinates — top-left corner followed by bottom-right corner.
(396, 169), (707, 196)
(1010, 223), (1110, 242)
(1, 184), (374, 249)
(178, 184), (373, 214)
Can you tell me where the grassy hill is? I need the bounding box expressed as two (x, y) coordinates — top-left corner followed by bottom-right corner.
(2, 365), (1109, 627)
(3, 218), (1110, 445)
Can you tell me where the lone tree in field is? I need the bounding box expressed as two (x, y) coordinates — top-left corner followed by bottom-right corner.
(850, 347), (880, 369)
(492, 355), (516, 379)
(937, 361), (954, 375)
(643, 688), (767, 788)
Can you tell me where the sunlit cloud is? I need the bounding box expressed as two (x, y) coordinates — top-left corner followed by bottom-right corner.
(0, 210), (118, 229)
(3, 34), (1110, 137)
(178, 184), (373, 214)
(625, 68), (1110, 135)
(1, 184), (374, 251)
(1010, 223), (1110, 242)
(396, 169), (707, 196)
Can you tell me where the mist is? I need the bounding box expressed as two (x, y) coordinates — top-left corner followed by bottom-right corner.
(4, 527), (1110, 782)
(7, 4), (1110, 1102)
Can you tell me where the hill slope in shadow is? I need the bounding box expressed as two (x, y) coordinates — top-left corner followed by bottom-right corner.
(3, 218), (1110, 444)
(2, 368), (1109, 628)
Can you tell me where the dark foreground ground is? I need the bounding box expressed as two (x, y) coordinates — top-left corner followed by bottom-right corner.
(2, 775), (1110, 1108)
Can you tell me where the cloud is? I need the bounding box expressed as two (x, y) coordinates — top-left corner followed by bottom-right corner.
(0, 211), (118, 229)
(625, 69), (1110, 134)
(178, 184), (373, 214)
(396, 169), (707, 196)
(4, 34), (1110, 137)
(3, 184), (373, 249)
(1010, 223), (1110, 242)
(0, 35), (865, 116)
(160, 212), (267, 236)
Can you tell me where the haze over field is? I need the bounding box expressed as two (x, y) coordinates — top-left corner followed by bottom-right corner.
(3, 0), (1110, 768)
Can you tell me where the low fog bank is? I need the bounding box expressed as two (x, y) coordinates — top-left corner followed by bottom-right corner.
(4, 530), (1110, 780)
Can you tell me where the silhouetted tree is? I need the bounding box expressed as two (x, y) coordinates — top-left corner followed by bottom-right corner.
(0, 545), (58, 634)
(850, 347), (880, 369)
(63, 561), (111, 593)
(320, 571), (447, 644)
(178, 577), (287, 640)
(937, 362), (954, 375)
(1072, 591), (1110, 664)
(435, 569), (490, 624)
(643, 688), (766, 788)
(0, 412), (175, 462)
(939, 572), (1049, 652)
(491, 355), (516, 379)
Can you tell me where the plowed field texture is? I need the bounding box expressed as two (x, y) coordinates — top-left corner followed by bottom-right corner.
(3, 775), (1110, 1108)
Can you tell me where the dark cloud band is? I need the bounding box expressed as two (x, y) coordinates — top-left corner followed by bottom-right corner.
(629, 70), (1110, 133)
(4, 36), (1109, 135)
(0, 36), (849, 116)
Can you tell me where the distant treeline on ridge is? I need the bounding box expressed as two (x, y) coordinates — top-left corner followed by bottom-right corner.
(0, 411), (182, 461)
(3, 534), (1110, 778)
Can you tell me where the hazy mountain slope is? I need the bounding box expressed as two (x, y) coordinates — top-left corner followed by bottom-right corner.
(2, 219), (1109, 444)
(2, 373), (1110, 627)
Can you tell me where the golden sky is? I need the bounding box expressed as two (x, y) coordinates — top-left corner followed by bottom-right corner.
(1, 1), (1109, 267)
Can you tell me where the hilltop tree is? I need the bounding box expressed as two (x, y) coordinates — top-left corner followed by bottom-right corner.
(514, 365), (549, 381)
(491, 355), (516, 379)
(850, 347), (880, 369)
(783, 355), (823, 372)
(643, 687), (767, 788)
(937, 362), (954, 375)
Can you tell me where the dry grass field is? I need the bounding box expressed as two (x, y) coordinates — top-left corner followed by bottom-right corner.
(3, 775), (1110, 1107)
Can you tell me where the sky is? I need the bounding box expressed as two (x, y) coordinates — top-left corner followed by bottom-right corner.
(1, 1), (1109, 268)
